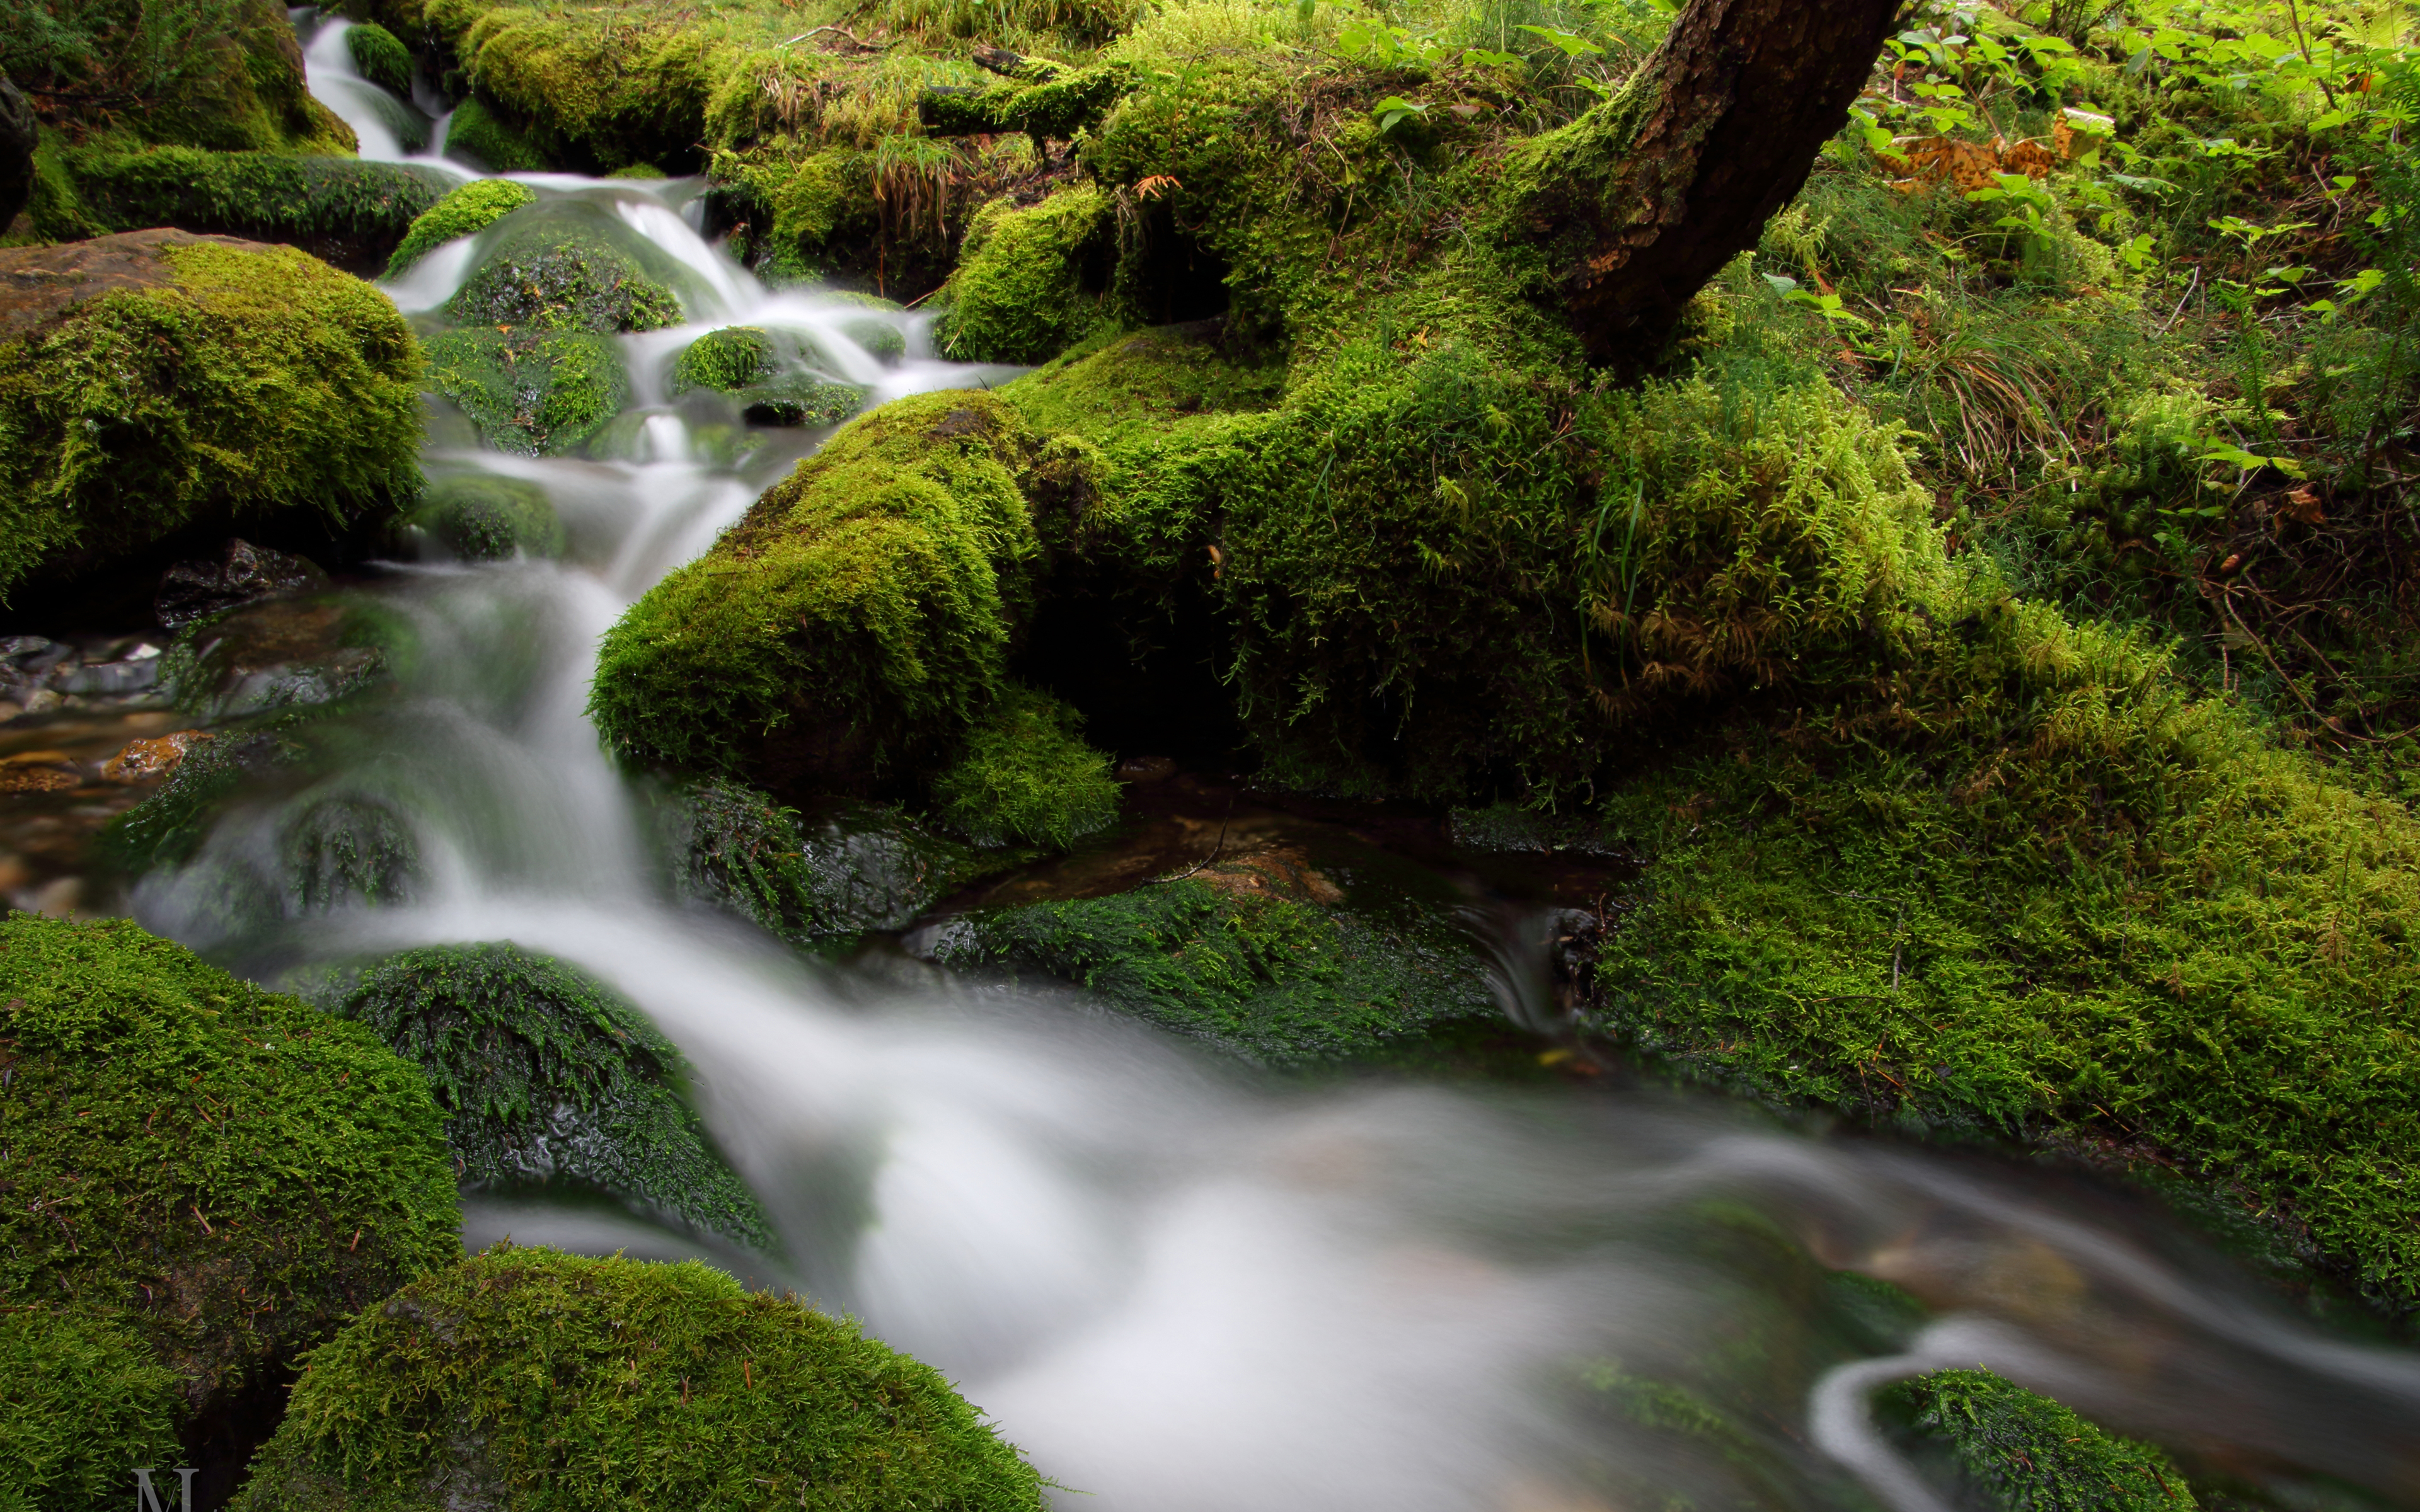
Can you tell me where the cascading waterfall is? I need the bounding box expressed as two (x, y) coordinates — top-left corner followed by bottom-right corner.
(151, 47), (2420, 1509)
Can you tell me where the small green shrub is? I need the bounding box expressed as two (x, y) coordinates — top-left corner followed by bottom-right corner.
(671, 325), (773, 393)
(232, 1246), (1046, 1512)
(933, 684), (1119, 848)
(345, 21), (413, 96)
(0, 914), (459, 1417)
(442, 95), (546, 172)
(384, 176), (536, 277)
(1881, 1369), (2195, 1512)
(408, 474), (566, 559)
(334, 943), (771, 1246)
(935, 186), (1114, 365)
(0, 235), (423, 601)
(66, 147), (451, 249)
(0, 1307), (181, 1512)
(424, 327), (627, 455)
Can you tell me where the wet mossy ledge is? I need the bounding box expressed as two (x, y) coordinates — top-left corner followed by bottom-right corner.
(44, 148), (452, 273)
(0, 914), (459, 1435)
(0, 231), (423, 604)
(233, 1246), (1046, 1511)
(1881, 1368), (2197, 1512)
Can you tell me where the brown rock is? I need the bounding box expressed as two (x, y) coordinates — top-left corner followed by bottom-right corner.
(0, 227), (275, 342)
(103, 730), (214, 784)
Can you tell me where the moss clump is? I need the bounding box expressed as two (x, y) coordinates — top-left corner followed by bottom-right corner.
(842, 315), (907, 364)
(672, 780), (1001, 947)
(333, 944), (771, 1246)
(934, 186), (1114, 364)
(64, 148), (451, 255)
(443, 215), (683, 334)
(424, 326), (627, 455)
(737, 374), (870, 428)
(384, 176), (536, 277)
(346, 21), (415, 96)
(0, 234), (423, 602)
(233, 1246), (1044, 1511)
(590, 391), (1047, 788)
(933, 684), (1117, 847)
(671, 324), (773, 393)
(407, 474), (566, 559)
(1881, 1369), (2195, 1511)
(442, 95), (547, 173)
(937, 878), (1489, 1062)
(0, 1307), (181, 1512)
(0, 914), (459, 1418)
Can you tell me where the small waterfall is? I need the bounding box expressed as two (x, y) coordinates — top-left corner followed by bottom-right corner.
(292, 6), (468, 178)
(125, 141), (2420, 1511)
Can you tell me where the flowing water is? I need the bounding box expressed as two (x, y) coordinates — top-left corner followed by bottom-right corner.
(129, 33), (2420, 1509)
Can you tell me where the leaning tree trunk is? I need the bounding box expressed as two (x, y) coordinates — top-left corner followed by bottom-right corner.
(1498, 0), (1906, 358)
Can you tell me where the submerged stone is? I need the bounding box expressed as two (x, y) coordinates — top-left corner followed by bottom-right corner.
(230, 1247), (1044, 1511)
(442, 210), (684, 335)
(159, 594), (401, 720)
(406, 474), (567, 561)
(333, 942), (771, 1246)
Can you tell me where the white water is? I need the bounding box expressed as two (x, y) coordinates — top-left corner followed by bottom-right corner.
(137, 91), (2420, 1508)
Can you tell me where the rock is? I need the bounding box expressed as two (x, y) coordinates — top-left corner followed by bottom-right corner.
(156, 538), (330, 630)
(405, 475), (566, 561)
(0, 915), (458, 1450)
(229, 1247), (1044, 1512)
(0, 752), (80, 793)
(0, 76), (35, 233)
(332, 942), (771, 1246)
(161, 594), (395, 720)
(674, 781), (1001, 944)
(101, 729), (214, 783)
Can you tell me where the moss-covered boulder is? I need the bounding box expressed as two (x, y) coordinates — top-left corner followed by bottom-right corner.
(0, 229), (422, 602)
(424, 328), (627, 455)
(935, 185), (1114, 364)
(62, 148), (452, 270)
(0, 915), (459, 1428)
(443, 209), (683, 335)
(672, 779), (1004, 947)
(1881, 1368), (2195, 1511)
(345, 22), (416, 97)
(232, 1246), (1045, 1511)
(333, 943), (770, 1246)
(442, 96), (548, 173)
(0, 1305), (182, 1511)
(672, 324), (775, 392)
(384, 176), (536, 277)
(591, 390), (1055, 791)
(406, 474), (566, 559)
(669, 326), (870, 428)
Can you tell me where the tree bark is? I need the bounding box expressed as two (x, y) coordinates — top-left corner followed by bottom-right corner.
(1500, 0), (1905, 358)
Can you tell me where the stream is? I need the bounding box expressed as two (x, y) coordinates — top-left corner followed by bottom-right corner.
(95, 21), (2420, 1509)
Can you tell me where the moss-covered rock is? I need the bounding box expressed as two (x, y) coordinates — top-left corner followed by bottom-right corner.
(102, 729), (304, 876)
(671, 324), (774, 392)
(333, 943), (771, 1246)
(1881, 1368), (2195, 1511)
(933, 683), (1117, 847)
(424, 326), (628, 455)
(442, 95), (548, 173)
(444, 211), (684, 334)
(934, 185), (1114, 364)
(841, 315), (908, 364)
(0, 914), (459, 1424)
(672, 779), (1003, 946)
(0, 230), (422, 602)
(737, 374), (871, 428)
(63, 148), (452, 268)
(232, 1246), (1043, 1511)
(406, 474), (565, 559)
(590, 390), (1051, 791)
(0, 1305), (182, 1512)
(345, 22), (416, 96)
(384, 176), (536, 277)
(160, 593), (405, 719)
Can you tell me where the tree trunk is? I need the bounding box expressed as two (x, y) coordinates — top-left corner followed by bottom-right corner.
(1499, 0), (1905, 358)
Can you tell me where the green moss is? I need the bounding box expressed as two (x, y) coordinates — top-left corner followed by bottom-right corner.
(346, 21), (415, 96)
(920, 63), (1139, 139)
(672, 780), (1003, 948)
(0, 1307), (181, 1512)
(1881, 1369), (2195, 1512)
(671, 324), (774, 393)
(384, 176), (536, 277)
(444, 214), (683, 333)
(285, 794), (421, 911)
(841, 315), (907, 363)
(21, 130), (103, 243)
(424, 326), (628, 455)
(0, 237), (424, 602)
(934, 186), (1114, 365)
(442, 95), (547, 173)
(736, 374), (870, 428)
(0, 914), (459, 1418)
(333, 944), (771, 1246)
(407, 473), (565, 559)
(937, 877), (1489, 1062)
(232, 1246), (1044, 1511)
(65, 147), (450, 251)
(589, 390), (1046, 786)
(101, 730), (305, 875)
(933, 684), (1118, 848)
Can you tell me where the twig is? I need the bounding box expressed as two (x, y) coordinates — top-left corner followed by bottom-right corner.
(2155, 267), (2200, 336)
(1149, 799), (1236, 885)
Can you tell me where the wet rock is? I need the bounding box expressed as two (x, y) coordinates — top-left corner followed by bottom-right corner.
(101, 728), (214, 783)
(1447, 802), (1630, 859)
(737, 374), (869, 428)
(161, 595), (395, 719)
(405, 475), (567, 561)
(0, 752), (80, 793)
(839, 315), (908, 364)
(283, 794), (417, 912)
(1879, 1368), (2196, 1511)
(156, 539), (330, 630)
(331, 941), (772, 1246)
(103, 728), (302, 873)
(1115, 754), (1178, 782)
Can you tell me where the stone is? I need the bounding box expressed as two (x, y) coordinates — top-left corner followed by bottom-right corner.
(101, 730), (214, 783)
(156, 539), (330, 630)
